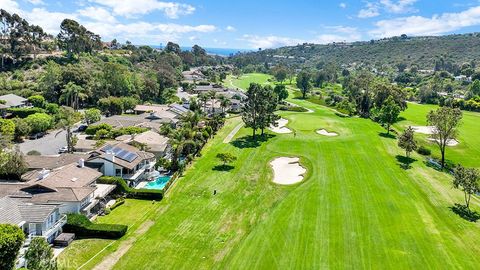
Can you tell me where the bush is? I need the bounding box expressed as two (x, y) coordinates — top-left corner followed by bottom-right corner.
(27, 150), (41, 156)
(110, 198), (125, 210)
(85, 123), (112, 135)
(7, 107), (44, 118)
(97, 176), (163, 200)
(0, 224), (25, 270)
(63, 213), (127, 239)
(417, 145), (431, 155)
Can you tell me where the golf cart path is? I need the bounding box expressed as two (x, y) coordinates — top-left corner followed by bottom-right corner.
(224, 123), (244, 143)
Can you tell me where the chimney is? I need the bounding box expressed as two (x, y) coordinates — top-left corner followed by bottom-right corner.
(37, 169), (50, 180)
(105, 150), (115, 162)
(78, 158), (85, 168)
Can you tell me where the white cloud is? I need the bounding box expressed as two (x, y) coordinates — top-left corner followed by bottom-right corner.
(380, 0), (417, 14)
(358, 2), (380, 18)
(27, 0), (45, 5)
(78, 6), (117, 23)
(89, 0), (195, 19)
(369, 6), (480, 37)
(226, 25), (236, 32)
(339, 3), (347, 8)
(0, 0), (21, 13)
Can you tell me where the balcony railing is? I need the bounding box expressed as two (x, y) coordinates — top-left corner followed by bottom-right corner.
(43, 215), (67, 238)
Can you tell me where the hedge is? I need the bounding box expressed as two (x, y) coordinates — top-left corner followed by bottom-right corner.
(98, 176), (163, 200)
(63, 213), (127, 239)
(7, 107), (44, 118)
(109, 198), (125, 210)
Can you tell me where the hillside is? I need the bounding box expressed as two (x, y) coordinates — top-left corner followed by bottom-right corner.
(230, 33), (480, 70)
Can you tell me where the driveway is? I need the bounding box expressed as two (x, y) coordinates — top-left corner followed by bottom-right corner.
(18, 129), (67, 155)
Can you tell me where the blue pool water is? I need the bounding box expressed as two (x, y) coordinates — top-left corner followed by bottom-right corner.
(144, 176), (171, 190)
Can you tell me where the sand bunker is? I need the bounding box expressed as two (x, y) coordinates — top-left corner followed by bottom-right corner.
(412, 126), (436, 135)
(428, 138), (459, 146)
(270, 157), (306, 185)
(316, 129), (338, 136)
(269, 118), (292, 134)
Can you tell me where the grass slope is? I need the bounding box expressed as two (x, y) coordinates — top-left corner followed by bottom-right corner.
(101, 95), (480, 269)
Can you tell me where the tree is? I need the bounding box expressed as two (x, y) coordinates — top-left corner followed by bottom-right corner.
(98, 97), (124, 116)
(272, 65), (287, 83)
(0, 118), (15, 140)
(57, 19), (101, 57)
(216, 152), (237, 166)
(25, 237), (57, 270)
(427, 107), (462, 169)
(469, 79), (480, 96)
(84, 108), (101, 125)
(121, 97), (139, 113)
(296, 71), (312, 99)
(57, 107), (82, 153)
(453, 165), (479, 211)
(60, 82), (86, 110)
(0, 148), (27, 179)
(13, 117), (31, 140)
(39, 61), (63, 103)
(25, 113), (52, 133)
(242, 83), (263, 138)
(273, 85), (288, 102)
(398, 126), (417, 158)
(28, 95), (46, 108)
(377, 96), (401, 135)
(258, 85), (280, 136)
(165, 41), (181, 54)
(218, 95), (231, 114)
(0, 224), (25, 270)
(198, 93), (209, 113)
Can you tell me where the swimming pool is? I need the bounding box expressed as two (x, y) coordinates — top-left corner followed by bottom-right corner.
(144, 176), (171, 190)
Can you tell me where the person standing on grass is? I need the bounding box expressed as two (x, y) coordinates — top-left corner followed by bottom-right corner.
(294, 130), (297, 138)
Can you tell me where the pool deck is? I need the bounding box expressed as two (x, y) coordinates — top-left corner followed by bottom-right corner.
(135, 181), (148, 189)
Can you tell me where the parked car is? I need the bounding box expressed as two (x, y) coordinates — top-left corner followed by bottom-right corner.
(76, 125), (88, 132)
(29, 132), (45, 140)
(58, 146), (68, 154)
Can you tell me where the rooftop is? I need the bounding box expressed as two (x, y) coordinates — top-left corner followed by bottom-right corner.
(0, 197), (58, 225)
(22, 162), (102, 188)
(0, 94), (27, 107)
(25, 153), (90, 170)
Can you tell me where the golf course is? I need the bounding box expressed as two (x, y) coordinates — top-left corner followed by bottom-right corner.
(59, 74), (480, 269)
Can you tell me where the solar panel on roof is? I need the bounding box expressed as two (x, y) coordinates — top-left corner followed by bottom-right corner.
(124, 152), (138, 162)
(116, 149), (128, 159)
(101, 145), (113, 152)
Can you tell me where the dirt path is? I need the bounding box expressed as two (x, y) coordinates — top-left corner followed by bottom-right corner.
(92, 220), (155, 270)
(223, 123), (244, 143)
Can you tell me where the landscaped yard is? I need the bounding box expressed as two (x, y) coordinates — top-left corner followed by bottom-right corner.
(57, 199), (161, 269)
(61, 80), (480, 269)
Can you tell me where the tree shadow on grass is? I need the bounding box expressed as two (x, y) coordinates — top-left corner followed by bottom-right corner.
(395, 155), (416, 170)
(379, 132), (396, 139)
(212, 164), (235, 172)
(450, 204), (480, 222)
(230, 134), (276, 149)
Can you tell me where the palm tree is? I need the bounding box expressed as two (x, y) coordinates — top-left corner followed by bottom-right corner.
(180, 111), (201, 127)
(56, 106), (82, 153)
(208, 90), (217, 114)
(198, 93), (209, 114)
(218, 95), (231, 114)
(60, 82), (87, 110)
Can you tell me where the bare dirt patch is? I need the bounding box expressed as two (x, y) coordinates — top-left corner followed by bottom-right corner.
(316, 129), (338, 136)
(269, 118), (292, 134)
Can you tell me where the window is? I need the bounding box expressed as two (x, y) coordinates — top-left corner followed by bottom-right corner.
(115, 168), (122, 176)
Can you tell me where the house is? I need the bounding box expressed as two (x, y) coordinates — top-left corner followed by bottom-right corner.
(115, 130), (169, 158)
(133, 104), (190, 117)
(24, 153), (90, 170)
(86, 142), (157, 187)
(93, 111), (180, 132)
(0, 93), (28, 108)
(0, 161), (115, 216)
(0, 197), (66, 244)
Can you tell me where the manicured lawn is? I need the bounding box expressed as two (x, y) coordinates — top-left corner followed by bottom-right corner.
(225, 73), (273, 90)
(57, 199), (161, 269)
(90, 93), (480, 268)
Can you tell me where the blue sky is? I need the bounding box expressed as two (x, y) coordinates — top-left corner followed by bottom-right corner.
(2, 0), (480, 49)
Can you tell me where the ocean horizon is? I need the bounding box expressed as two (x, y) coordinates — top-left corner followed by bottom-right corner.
(148, 45), (252, 57)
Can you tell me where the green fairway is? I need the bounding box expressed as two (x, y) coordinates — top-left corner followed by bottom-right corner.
(395, 102), (480, 168)
(77, 95), (480, 269)
(225, 73), (273, 90)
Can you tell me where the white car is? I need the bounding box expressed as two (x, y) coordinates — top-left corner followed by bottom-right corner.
(58, 146), (68, 153)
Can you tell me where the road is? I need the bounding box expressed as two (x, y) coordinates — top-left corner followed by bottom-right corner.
(18, 129), (67, 155)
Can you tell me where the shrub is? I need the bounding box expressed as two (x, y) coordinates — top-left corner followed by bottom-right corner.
(7, 107), (44, 118)
(97, 176), (163, 200)
(417, 145), (431, 155)
(0, 224), (25, 270)
(63, 213), (127, 239)
(85, 123), (112, 135)
(278, 105), (308, 112)
(27, 150), (41, 156)
(110, 198), (125, 210)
